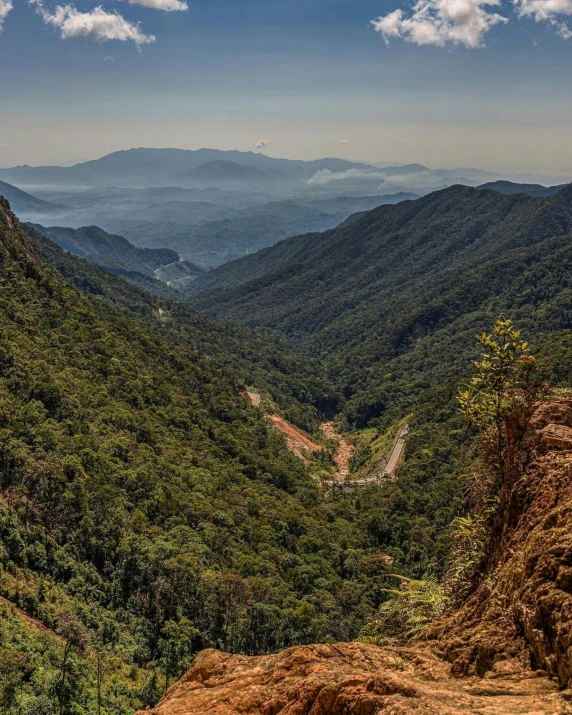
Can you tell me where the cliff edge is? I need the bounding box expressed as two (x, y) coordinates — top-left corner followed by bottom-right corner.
(137, 401), (572, 714)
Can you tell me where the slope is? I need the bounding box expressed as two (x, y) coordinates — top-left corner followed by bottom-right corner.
(26, 223), (334, 431)
(138, 400), (572, 715)
(0, 199), (388, 713)
(26, 223), (479, 594)
(189, 184), (572, 425)
(29, 223), (179, 276)
(0, 179), (63, 215)
(179, 193), (419, 280)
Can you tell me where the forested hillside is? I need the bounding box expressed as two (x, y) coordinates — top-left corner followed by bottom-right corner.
(4, 182), (572, 715)
(28, 223), (179, 277)
(26, 219), (476, 612)
(189, 184), (572, 426)
(478, 180), (564, 197)
(26, 225), (333, 432)
(0, 200), (393, 714)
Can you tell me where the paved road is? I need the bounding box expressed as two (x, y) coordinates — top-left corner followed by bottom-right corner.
(383, 424), (410, 477)
(323, 423), (409, 492)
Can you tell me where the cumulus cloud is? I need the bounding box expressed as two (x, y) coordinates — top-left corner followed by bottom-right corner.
(338, 140), (348, 144)
(120, 0), (188, 11)
(515, 0), (572, 21)
(0, 0), (13, 30)
(255, 139), (272, 149)
(372, 0), (508, 48)
(515, 0), (572, 36)
(33, 2), (155, 45)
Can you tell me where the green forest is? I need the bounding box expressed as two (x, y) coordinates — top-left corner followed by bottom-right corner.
(2, 182), (572, 714)
(0, 202), (387, 714)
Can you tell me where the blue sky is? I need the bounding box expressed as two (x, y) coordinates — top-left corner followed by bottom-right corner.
(1, 0), (572, 171)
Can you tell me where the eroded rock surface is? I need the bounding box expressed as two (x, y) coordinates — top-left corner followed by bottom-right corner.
(430, 400), (572, 688)
(137, 644), (567, 714)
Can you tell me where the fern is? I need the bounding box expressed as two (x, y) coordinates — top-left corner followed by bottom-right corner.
(359, 574), (448, 642)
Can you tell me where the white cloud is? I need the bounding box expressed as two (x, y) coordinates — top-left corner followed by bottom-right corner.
(255, 139), (272, 149)
(557, 20), (572, 35)
(120, 0), (188, 11)
(515, 0), (572, 21)
(307, 167), (462, 192)
(372, 0), (508, 48)
(338, 140), (348, 144)
(308, 168), (392, 185)
(515, 0), (572, 36)
(0, 0), (13, 30)
(34, 3), (155, 45)
(0, 143), (7, 149)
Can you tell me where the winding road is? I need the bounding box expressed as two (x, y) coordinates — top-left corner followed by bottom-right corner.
(323, 423), (409, 492)
(242, 390), (408, 491)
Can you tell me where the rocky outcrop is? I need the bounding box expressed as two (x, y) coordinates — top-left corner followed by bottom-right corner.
(138, 401), (572, 714)
(136, 643), (567, 714)
(430, 400), (572, 687)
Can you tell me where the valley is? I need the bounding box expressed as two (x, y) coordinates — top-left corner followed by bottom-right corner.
(6, 0), (572, 704)
(1, 158), (572, 715)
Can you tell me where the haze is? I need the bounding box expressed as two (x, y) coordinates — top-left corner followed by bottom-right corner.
(2, 0), (572, 173)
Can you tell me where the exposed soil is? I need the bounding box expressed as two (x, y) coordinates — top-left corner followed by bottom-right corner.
(245, 391), (261, 407)
(136, 644), (567, 715)
(268, 415), (323, 461)
(0, 595), (62, 640)
(320, 421), (355, 480)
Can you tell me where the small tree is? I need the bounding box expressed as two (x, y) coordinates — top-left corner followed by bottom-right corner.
(55, 612), (89, 715)
(158, 618), (198, 692)
(0, 651), (27, 715)
(458, 315), (536, 480)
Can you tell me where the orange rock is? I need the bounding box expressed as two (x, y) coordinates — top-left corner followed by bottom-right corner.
(135, 643), (566, 714)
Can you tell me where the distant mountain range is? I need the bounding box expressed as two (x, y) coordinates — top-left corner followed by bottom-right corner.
(0, 148), (374, 188)
(4, 148), (571, 276)
(478, 180), (565, 197)
(2, 149), (569, 194)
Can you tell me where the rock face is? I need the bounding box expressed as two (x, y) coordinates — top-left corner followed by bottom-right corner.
(138, 401), (572, 715)
(136, 644), (568, 715)
(430, 400), (572, 688)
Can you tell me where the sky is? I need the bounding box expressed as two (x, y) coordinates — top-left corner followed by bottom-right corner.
(1, 0), (572, 173)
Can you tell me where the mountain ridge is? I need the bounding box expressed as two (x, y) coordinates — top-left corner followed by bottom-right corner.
(29, 222), (180, 276)
(188, 183), (572, 425)
(0, 178), (64, 214)
(0, 148), (373, 187)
